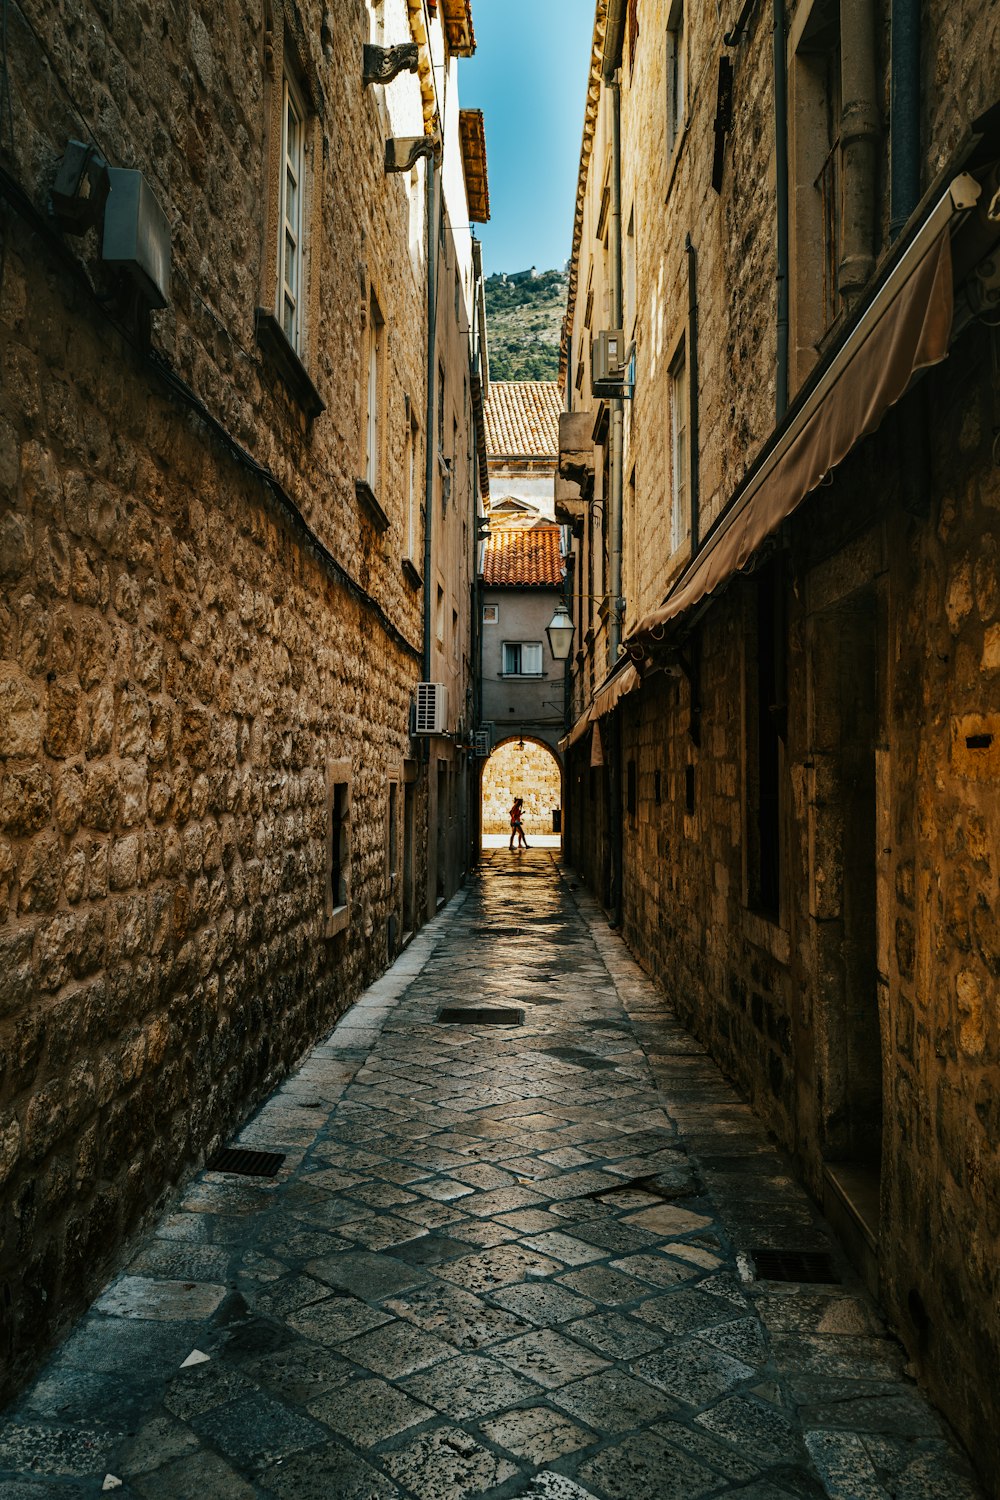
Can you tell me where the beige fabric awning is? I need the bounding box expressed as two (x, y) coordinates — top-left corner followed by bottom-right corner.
(560, 707), (593, 752)
(558, 662), (639, 753)
(632, 176), (978, 644)
(590, 662), (639, 718)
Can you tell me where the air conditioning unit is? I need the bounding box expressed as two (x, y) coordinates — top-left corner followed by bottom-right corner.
(414, 682), (448, 735)
(592, 328), (625, 388)
(591, 329), (631, 398)
(473, 728), (492, 757)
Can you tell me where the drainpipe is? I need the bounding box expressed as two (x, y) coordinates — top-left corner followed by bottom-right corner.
(422, 159), (439, 693)
(839, 0), (880, 299)
(607, 72), (625, 930)
(773, 0), (789, 418)
(608, 75), (624, 669)
(685, 235), (701, 554)
(890, 0), (921, 239)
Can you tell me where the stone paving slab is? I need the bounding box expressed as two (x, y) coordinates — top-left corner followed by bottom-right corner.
(0, 854), (986, 1499)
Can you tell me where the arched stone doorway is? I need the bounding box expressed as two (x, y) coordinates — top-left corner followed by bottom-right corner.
(480, 738), (563, 848)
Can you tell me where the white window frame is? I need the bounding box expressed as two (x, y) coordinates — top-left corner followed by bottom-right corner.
(669, 340), (689, 555)
(666, 0), (687, 162)
(502, 641), (543, 677)
(278, 69), (306, 352)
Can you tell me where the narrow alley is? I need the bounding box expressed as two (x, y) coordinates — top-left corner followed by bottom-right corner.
(0, 855), (981, 1500)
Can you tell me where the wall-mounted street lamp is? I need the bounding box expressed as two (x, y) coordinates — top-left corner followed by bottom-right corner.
(545, 603), (575, 661)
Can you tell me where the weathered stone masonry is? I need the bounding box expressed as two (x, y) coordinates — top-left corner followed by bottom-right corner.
(0, 0), (482, 1400)
(561, 0), (1000, 1489)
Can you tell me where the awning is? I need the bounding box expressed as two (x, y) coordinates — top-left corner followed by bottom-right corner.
(558, 661), (640, 753)
(590, 661), (639, 718)
(560, 707), (593, 752)
(632, 173), (980, 644)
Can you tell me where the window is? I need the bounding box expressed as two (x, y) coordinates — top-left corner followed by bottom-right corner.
(746, 563), (784, 918)
(437, 362), (446, 456)
(625, 207), (636, 336)
(666, 1), (686, 159)
(669, 341), (689, 553)
(435, 585), (445, 647)
(482, 604), (499, 624)
(502, 642), (543, 676)
(278, 71), (306, 349)
(387, 778), (398, 885)
(405, 403), (419, 565)
(325, 761), (352, 936)
(257, 19), (323, 416)
(365, 292), (384, 493)
(791, 0), (843, 377)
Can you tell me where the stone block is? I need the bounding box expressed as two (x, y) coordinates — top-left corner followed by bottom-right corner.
(0, 926), (34, 1016)
(0, 664), (42, 757)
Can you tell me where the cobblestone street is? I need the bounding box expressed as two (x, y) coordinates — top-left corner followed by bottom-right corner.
(0, 854), (982, 1500)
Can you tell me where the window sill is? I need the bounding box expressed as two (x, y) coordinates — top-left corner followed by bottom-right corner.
(325, 903), (350, 938)
(355, 479), (391, 534)
(501, 673), (545, 680)
(741, 906), (790, 965)
(402, 557), (423, 589)
(255, 310), (325, 420)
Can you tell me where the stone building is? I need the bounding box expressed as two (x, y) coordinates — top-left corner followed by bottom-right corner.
(0, 0), (486, 1402)
(560, 0), (1000, 1487)
(484, 379), (561, 523)
(476, 381), (567, 836)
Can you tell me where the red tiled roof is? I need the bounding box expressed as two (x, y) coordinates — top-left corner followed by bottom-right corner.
(484, 381), (561, 459)
(481, 524), (564, 587)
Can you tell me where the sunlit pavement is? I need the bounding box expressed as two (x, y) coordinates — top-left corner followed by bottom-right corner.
(0, 852), (982, 1499)
(481, 835), (562, 850)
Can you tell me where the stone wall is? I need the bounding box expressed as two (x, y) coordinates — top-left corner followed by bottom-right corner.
(0, 0), (477, 1402)
(561, 0), (1000, 1487)
(481, 740), (561, 836)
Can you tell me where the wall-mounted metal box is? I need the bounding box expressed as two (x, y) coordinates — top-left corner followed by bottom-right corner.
(102, 168), (171, 308)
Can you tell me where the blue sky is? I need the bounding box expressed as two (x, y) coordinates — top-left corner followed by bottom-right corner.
(459, 3), (595, 276)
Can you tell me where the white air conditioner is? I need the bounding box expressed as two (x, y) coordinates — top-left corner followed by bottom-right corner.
(414, 682), (448, 735)
(473, 728), (492, 757)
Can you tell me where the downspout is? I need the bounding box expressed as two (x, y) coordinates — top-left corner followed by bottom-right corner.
(422, 159), (439, 694)
(773, 0), (789, 419)
(839, 0), (880, 299)
(608, 75), (624, 668)
(601, 2), (626, 929)
(889, 0), (921, 240)
(685, 234), (701, 554)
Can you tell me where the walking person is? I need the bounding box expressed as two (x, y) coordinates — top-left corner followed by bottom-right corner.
(509, 796), (529, 850)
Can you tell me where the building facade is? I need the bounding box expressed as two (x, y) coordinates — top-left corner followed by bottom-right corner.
(560, 0), (1000, 1487)
(0, 0), (486, 1400)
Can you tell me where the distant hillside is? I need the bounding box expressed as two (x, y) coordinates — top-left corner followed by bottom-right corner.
(484, 268), (567, 381)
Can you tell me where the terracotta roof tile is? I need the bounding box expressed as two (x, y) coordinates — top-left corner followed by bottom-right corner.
(484, 381), (561, 459)
(481, 524), (564, 587)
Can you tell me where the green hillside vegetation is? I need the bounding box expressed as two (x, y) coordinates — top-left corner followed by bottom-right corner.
(484, 268), (567, 381)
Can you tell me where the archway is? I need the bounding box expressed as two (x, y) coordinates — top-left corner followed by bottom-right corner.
(480, 737), (563, 849)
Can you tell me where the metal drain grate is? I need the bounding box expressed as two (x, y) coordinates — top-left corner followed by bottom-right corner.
(437, 1006), (523, 1026)
(207, 1147), (286, 1178)
(751, 1248), (839, 1284)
